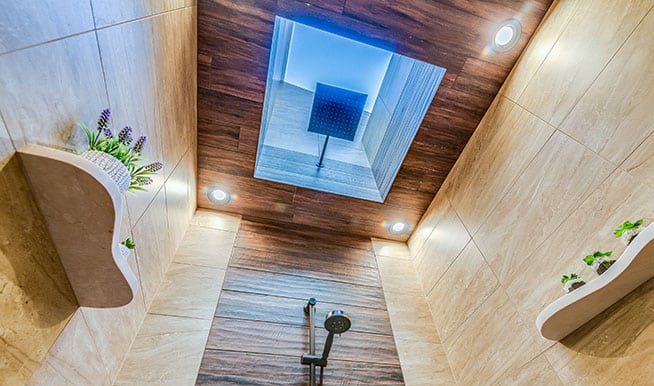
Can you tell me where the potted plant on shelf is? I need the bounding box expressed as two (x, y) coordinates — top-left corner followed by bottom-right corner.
(81, 108), (162, 193)
(614, 219), (644, 246)
(583, 251), (615, 275)
(118, 238), (135, 262)
(561, 273), (585, 293)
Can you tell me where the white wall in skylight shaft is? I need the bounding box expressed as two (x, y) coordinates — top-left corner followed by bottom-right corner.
(283, 22), (392, 112)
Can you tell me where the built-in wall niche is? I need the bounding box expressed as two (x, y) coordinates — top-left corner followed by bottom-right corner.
(255, 16), (445, 202)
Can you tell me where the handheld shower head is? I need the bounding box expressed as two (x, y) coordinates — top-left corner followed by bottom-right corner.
(324, 310), (351, 334)
(301, 308), (351, 371)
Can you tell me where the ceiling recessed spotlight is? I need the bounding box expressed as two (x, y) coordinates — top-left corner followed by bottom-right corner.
(389, 221), (410, 235)
(492, 18), (521, 52)
(208, 188), (231, 205)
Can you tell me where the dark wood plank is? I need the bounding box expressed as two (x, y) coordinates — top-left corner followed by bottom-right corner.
(232, 226), (377, 269)
(222, 267), (386, 309)
(197, 123), (240, 153)
(229, 247), (381, 287)
(199, 143), (256, 177)
(198, 172), (297, 223)
(215, 290), (393, 335)
(291, 189), (425, 242)
(197, 350), (404, 385)
(205, 318), (401, 365)
(237, 220), (375, 253)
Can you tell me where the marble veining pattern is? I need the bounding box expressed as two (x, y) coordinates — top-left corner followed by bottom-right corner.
(373, 240), (456, 385)
(115, 211), (240, 385)
(408, 1), (654, 383)
(0, 2), (198, 383)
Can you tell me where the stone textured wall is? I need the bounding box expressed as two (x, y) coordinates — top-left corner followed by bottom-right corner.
(0, 1), (197, 384)
(408, 0), (654, 384)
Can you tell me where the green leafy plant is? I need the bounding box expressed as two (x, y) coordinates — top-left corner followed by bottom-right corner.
(82, 109), (162, 192)
(121, 238), (136, 250)
(561, 273), (579, 284)
(614, 219), (643, 237)
(583, 251), (612, 266)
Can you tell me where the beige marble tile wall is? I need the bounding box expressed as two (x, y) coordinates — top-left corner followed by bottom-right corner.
(372, 239), (456, 385)
(408, 0), (654, 384)
(115, 210), (239, 385)
(0, 1), (197, 384)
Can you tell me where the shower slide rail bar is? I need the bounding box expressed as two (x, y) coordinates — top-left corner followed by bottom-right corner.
(303, 297), (318, 386)
(302, 298), (351, 386)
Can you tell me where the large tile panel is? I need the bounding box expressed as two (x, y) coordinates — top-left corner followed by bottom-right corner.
(166, 149), (194, 253)
(426, 241), (500, 341)
(407, 190), (449, 255)
(413, 198), (471, 294)
(517, 0), (652, 126)
(443, 288), (542, 385)
(494, 354), (562, 386)
(474, 131), (615, 282)
(371, 238), (412, 260)
(560, 10), (654, 165)
(501, 0), (581, 101)
(395, 338), (455, 386)
(28, 312), (110, 386)
(0, 156), (77, 382)
(91, 0), (194, 27)
(148, 262), (225, 319)
(115, 313), (210, 386)
(190, 209), (241, 233)
(0, 119), (13, 168)
(173, 224), (236, 269)
(132, 186), (172, 307)
(622, 131), (654, 191)
(98, 7), (196, 225)
(0, 32), (108, 149)
(152, 7), (196, 173)
(97, 16), (166, 225)
(0, 1), (94, 54)
(447, 98), (555, 235)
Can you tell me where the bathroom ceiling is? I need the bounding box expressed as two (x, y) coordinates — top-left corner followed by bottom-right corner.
(197, 0), (553, 241)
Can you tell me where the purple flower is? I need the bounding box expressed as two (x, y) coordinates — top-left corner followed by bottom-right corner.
(103, 127), (113, 138)
(97, 109), (111, 133)
(144, 161), (162, 173)
(132, 135), (147, 154)
(118, 126), (133, 144)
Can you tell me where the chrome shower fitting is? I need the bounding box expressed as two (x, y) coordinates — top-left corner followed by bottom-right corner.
(301, 298), (351, 386)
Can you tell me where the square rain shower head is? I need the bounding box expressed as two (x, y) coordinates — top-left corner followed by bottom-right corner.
(307, 83), (367, 141)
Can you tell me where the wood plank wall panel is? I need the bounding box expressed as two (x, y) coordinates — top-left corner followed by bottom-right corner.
(197, 0), (553, 241)
(197, 220), (404, 384)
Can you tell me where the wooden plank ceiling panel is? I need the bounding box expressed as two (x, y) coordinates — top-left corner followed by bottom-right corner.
(197, 0), (553, 240)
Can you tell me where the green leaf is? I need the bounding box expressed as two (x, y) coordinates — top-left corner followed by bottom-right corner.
(615, 219), (644, 237)
(561, 273), (578, 284)
(120, 238), (136, 249)
(583, 255), (595, 265)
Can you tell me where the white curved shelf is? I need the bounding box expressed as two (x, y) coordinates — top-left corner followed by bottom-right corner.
(536, 223), (654, 340)
(17, 144), (137, 307)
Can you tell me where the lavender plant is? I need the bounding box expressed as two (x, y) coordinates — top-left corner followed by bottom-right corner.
(82, 109), (162, 191)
